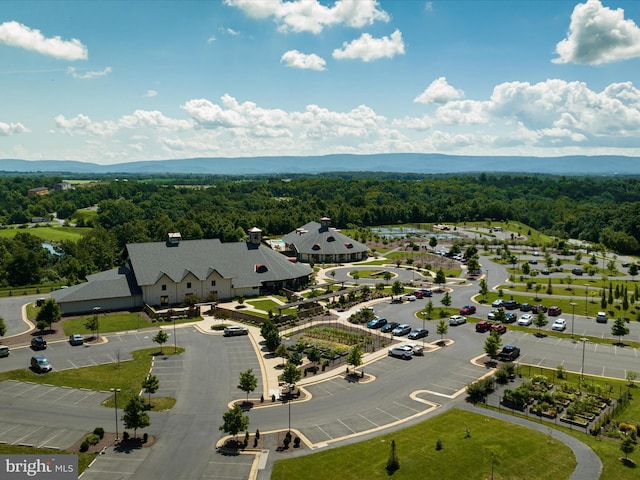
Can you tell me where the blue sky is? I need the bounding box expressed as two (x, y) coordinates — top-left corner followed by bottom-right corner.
(1, 0), (640, 164)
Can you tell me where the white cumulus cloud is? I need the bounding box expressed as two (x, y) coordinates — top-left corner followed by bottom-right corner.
(0, 21), (87, 60)
(67, 66), (112, 79)
(145, 90), (158, 97)
(414, 77), (464, 104)
(0, 121), (29, 136)
(554, 0), (640, 65)
(224, 0), (389, 34)
(333, 29), (405, 62)
(281, 50), (326, 70)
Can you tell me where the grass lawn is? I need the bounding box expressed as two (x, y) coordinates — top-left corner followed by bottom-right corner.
(246, 298), (282, 312)
(271, 408), (575, 480)
(0, 347), (183, 410)
(0, 226), (91, 242)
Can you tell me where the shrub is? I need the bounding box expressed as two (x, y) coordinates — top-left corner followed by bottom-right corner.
(143, 432), (148, 443)
(85, 433), (100, 445)
(79, 441), (89, 452)
(122, 431), (130, 440)
(293, 436), (301, 448)
(93, 427), (105, 439)
(435, 438), (443, 450)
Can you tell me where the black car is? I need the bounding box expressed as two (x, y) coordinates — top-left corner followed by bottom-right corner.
(498, 345), (520, 361)
(31, 337), (47, 350)
(503, 300), (520, 310)
(408, 328), (429, 340)
(519, 303), (532, 312)
(381, 322), (399, 333)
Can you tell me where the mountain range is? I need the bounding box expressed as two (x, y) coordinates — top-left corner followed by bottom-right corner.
(0, 154), (638, 175)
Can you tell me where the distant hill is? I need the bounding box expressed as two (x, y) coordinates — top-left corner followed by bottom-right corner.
(0, 154), (639, 175)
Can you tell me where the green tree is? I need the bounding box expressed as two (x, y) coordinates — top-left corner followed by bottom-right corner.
(493, 308), (506, 324)
(141, 374), (159, 407)
(237, 368), (258, 403)
(383, 271), (392, 284)
(275, 343), (289, 367)
(621, 436), (635, 461)
(429, 236), (437, 250)
(152, 329), (169, 353)
(478, 278), (488, 301)
(219, 405), (249, 442)
(263, 326), (281, 352)
(611, 318), (630, 344)
(35, 299), (61, 332)
(423, 300), (434, 320)
(84, 315), (99, 341)
(281, 361), (302, 392)
(122, 396), (150, 438)
(435, 269), (446, 289)
(391, 280), (404, 298)
(485, 445), (504, 480)
(601, 290), (607, 310)
(436, 318), (448, 342)
(306, 346), (321, 372)
(0, 316), (5, 337)
(521, 262), (530, 276)
(628, 263), (638, 280)
(346, 344), (364, 375)
(589, 254), (598, 267)
(533, 311), (548, 334)
(484, 332), (502, 358)
(440, 291), (452, 307)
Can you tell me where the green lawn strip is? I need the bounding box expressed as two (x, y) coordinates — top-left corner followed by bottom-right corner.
(271, 408), (574, 480)
(246, 298), (281, 312)
(57, 313), (200, 336)
(0, 348), (183, 410)
(0, 444), (94, 475)
(484, 366), (640, 480)
(0, 226), (91, 242)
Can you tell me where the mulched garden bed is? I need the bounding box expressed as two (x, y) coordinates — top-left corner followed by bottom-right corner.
(67, 432), (156, 454)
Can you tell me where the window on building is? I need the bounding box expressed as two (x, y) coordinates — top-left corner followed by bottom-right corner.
(160, 296), (169, 305)
(211, 280), (216, 286)
(187, 282), (192, 288)
(161, 284), (167, 291)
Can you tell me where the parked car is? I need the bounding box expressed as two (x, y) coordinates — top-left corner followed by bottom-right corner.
(504, 312), (518, 323)
(596, 312), (608, 323)
(391, 324), (412, 336)
(449, 315), (467, 326)
(517, 313), (533, 326)
(498, 345), (521, 361)
(520, 303), (532, 312)
(412, 290), (426, 299)
(381, 322), (399, 333)
(491, 299), (504, 308)
(548, 306), (562, 316)
(69, 334), (84, 346)
(388, 345), (414, 359)
(552, 318), (567, 331)
(531, 304), (548, 314)
(408, 344), (424, 356)
(529, 258), (538, 264)
(408, 328), (429, 340)
(503, 300), (520, 310)
(416, 289), (433, 297)
(31, 355), (52, 373)
(541, 268), (550, 275)
(30, 337), (47, 350)
(0, 345), (9, 358)
(476, 321), (491, 333)
(490, 323), (507, 335)
(223, 325), (249, 337)
(402, 294), (417, 302)
(622, 262), (630, 268)
(459, 305), (476, 315)
(367, 317), (388, 329)
(571, 268), (583, 276)
(488, 309), (502, 320)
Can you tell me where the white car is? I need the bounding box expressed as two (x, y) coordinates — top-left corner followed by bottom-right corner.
(388, 345), (414, 359)
(223, 325), (249, 337)
(449, 315), (467, 326)
(402, 294), (417, 302)
(551, 318), (567, 331)
(517, 314), (533, 326)
(408, 344), (424, 356)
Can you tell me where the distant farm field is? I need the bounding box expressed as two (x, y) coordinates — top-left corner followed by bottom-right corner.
(0, 226), (91, 242)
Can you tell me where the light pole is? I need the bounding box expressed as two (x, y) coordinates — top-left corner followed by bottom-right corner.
(173, 315), (177, 353)
(580, 338), (588, 381)
(570, 302), (577, 342)
(93, 306), (101, 342)
(110, 388), (121, 442)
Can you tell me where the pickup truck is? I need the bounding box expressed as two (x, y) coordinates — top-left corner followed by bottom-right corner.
(498, 345), (520, 361)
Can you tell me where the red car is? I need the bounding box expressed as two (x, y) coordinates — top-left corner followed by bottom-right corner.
(460, 305), (476, 315)
(413, 291), (425, 299)
(476, 321), (491, 333)
(548, 306), (562, 316)
(490, 323), (507, 335)
(531, 304), (547, 314)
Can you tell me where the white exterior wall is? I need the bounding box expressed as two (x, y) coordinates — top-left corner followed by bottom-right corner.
(142, 271), (238, 305)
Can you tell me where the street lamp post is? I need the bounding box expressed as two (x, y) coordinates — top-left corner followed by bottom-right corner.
(93, 306), (101, 342)
(570, 302), (577, 342)
(173, 315), (177, 353)
(110, 388), (121, 442)
(580, 338), (588, 381)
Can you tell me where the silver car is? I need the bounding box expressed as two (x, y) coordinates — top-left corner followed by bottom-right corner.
(449, 315), (467, 326)
(223, 325), (249, 337)
(388, 345), (414, 359)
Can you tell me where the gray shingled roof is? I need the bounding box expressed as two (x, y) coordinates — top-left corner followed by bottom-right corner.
(281, 221), (368, 256)
(126, 239), (312, 288)
(51, 264), (141, 303)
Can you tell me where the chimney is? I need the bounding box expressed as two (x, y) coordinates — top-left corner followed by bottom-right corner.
(167, 232), (181, 246)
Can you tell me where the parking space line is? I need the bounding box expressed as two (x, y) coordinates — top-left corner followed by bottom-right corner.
(376, 407), (400, 421)
(336, 418), (356, 434)
(73, 391), (96, 404)
(13, 384), (39, 397)
(15, 426), (43, 445)
(0, 424), (20, 437)
(393, 400), (420, 413)
(38, 429), (67, 448)
(358, 413), (379, 427)
(312, 424), (333, 441)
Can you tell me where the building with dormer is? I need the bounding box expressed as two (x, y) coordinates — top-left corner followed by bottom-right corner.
(281, 217), (369, 264)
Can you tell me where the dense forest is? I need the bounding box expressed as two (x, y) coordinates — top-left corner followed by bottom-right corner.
(1, 172), (640, 287)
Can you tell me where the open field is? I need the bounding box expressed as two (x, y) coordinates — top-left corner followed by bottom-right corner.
(0, 225), (91, 242)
